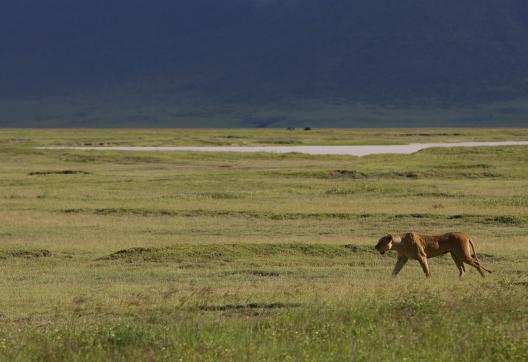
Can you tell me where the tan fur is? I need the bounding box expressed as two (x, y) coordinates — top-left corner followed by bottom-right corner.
(375, 232), (492, 279)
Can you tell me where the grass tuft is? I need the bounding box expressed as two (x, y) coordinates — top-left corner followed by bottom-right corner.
(0, 249), (52, 259)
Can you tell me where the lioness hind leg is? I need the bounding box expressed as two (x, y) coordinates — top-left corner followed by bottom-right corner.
(464, 239), (492, 276)
(450, 253), (465, 279)
(472, 258), (492, 274)
(463, 257), (486, 277)
(460, 242), (487, 277)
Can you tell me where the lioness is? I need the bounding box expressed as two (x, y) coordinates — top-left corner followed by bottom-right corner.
(375, 232), (492, 278)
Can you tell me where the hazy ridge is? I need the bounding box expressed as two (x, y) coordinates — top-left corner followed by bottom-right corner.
(2, 0), (528, 126)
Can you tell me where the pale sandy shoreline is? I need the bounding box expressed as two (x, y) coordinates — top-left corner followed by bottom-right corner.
(35, 141), (528, 156)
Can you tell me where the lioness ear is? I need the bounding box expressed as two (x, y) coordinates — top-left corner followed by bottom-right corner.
(391, 234), (402, 242)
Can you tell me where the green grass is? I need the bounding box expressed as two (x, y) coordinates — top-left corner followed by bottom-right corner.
(0, 129), (527, 361)
(3, 127), (528, 147)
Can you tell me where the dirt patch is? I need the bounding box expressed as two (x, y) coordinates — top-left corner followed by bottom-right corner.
(245, 270), (281, 277)
(270, 168), (507, 180)
(0, 249), (52, 259)
(460, 171), (500, 178)
(59, 153), (163, 164)
(511, 281), (528, 287)
(398, 133), (464, 137)
(63, 208), (177, 217)
(392, 213), (436, 219)
(195, 302), (300, 312)
(392, 171), (420, 179)
(328, 170), (420, 179)
(222, 269), (296, 278)
(109, 247), (154, 256)
(193, 192), (241, 200)
(329, 170), (367, 179)
(463, 163), (492, 169)
(414, 192), (455, 198)
(29, 170), (90, 176)
(489, 216), (524, 225)
(62, 208), (526, 226)
(62, 208), (364, 220)
(447, 214), (525, 225)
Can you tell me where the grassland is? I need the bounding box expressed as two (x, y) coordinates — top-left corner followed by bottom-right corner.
(1, 129), (527, 361)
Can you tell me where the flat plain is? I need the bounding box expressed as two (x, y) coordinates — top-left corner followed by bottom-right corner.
(1, 128), (527, 361)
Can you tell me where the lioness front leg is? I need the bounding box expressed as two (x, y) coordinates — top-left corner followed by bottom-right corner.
(392, 256), (408, 277)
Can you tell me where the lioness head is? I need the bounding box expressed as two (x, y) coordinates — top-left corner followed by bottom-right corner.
(375, 235), (394, 255)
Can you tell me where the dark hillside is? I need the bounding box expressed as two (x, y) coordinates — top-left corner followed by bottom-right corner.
(2, 0), (528, 126)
